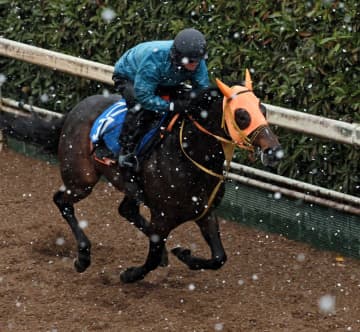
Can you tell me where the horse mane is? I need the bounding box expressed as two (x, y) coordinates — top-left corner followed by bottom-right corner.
(195, 85), (222, 103)
(186, 85), (223, 122)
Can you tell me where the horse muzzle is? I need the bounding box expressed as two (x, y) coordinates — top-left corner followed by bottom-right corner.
(260, 146), (284, 168)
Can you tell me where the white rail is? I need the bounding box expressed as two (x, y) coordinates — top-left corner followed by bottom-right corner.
(0, 37), (113, 85)
(229, 162), (360, 207)
(227, 173), (360, 215)
(1, 37), (359, 146)
(264, 104), (360, 146)
(0, 97), (63, 118)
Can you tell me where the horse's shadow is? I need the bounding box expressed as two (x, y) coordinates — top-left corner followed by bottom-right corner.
(31, 231), (74, 259)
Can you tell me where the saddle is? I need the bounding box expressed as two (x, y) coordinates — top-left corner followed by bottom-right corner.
(89, 98), (178, 166)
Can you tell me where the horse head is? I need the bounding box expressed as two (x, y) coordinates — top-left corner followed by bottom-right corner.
(215, 70), (283, 167)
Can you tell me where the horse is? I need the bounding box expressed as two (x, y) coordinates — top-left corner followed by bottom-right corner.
(3, 70), (283, 283)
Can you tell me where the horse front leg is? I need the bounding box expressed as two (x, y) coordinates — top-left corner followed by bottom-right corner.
(120, 223), (170, 283)
(53, 190), (92, 273)
(118, 195), (168, 267)
(172, 213), (227, 270)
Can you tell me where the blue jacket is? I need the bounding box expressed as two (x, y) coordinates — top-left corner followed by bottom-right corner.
(113, 40), (210, 113)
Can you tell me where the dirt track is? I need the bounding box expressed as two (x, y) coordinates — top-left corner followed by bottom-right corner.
(1, 148), (360, 332)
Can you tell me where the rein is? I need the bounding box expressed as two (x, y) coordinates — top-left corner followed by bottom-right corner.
(178, 90), (265, 221)
(179, 115), (236, 221)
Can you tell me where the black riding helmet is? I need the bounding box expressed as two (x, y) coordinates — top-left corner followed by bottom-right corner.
(170, 28), (207, 66)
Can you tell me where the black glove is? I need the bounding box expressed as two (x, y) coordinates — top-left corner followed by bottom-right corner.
(170, 99), (191, 114)
(112, 75), (136, 108)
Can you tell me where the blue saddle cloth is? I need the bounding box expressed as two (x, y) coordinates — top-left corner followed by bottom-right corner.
(90, 99), (166, 156)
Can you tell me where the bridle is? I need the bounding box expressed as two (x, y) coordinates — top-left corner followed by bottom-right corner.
(176, 89), (268, 221)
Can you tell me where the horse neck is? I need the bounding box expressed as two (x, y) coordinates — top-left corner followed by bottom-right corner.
(180, 113), (226, 173)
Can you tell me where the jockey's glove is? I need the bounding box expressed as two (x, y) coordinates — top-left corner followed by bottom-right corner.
(169, 99), (191, 114)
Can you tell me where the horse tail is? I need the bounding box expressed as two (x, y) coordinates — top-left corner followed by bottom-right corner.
(0, 110), (65, 153)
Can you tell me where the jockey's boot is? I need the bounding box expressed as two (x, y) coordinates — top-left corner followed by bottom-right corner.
(117, 108), (156, 202)
(118, 134), (142, 201)
(118, 107), (144, 170)
(118, 126), (139, 169)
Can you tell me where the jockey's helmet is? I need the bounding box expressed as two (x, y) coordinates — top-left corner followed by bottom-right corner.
(171, 28), (207, 66)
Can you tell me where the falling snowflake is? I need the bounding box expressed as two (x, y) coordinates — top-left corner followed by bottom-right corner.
(214, 323), (224, 331)
(79, 220), (88, 229)
(188, 283), (196, 291)
(238, 279), (244, 286)
(150, 234), (160, 243)
(318, 294), (336, 314)
(101, 8), (116, 23)
(274, 192), (281, 199)
(56, 237), (65, 246)
(296, 253), (306, 262)
(0, 73), (6, 85)
(40, 93), (49, 103)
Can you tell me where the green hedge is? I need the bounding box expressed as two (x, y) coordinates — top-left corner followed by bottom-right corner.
(0, 0), (359, 196)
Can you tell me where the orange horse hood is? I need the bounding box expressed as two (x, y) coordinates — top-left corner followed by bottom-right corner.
(216, 70), (268, 146)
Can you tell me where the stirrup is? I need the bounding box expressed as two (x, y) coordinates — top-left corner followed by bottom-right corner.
(118, 152), (139, 170)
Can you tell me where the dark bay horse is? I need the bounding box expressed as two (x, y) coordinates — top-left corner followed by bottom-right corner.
(2, 71), (283, 283)
(52, 71), (282, 283)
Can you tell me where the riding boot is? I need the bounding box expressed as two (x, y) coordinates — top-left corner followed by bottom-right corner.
(119, 143), (143, 201)
(118, 109), (141, 170)
(118, 108), (155, 168)
(117, 108), (144, 200)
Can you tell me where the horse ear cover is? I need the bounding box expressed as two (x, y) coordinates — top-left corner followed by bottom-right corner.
(215, 78), (233, 98)
(245, 68), (253, 91)
(215, 77), (268, 144)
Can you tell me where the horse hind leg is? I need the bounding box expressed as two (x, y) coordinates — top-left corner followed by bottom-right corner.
(172, 213), (227, 270)
(53, 185), (94, 273)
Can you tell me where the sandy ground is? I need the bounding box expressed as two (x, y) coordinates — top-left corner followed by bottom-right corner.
(1, 148), (360, 332)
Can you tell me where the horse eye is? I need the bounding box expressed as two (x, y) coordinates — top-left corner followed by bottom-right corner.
(260, 103), (267, 118)
(234, 108), (251, 130)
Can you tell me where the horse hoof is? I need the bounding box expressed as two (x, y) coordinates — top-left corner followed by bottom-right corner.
(120, 267), (145, 283)
(74, 258), (90, 273)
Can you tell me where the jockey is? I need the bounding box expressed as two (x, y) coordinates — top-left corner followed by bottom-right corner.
(112, 28), (210, 199)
